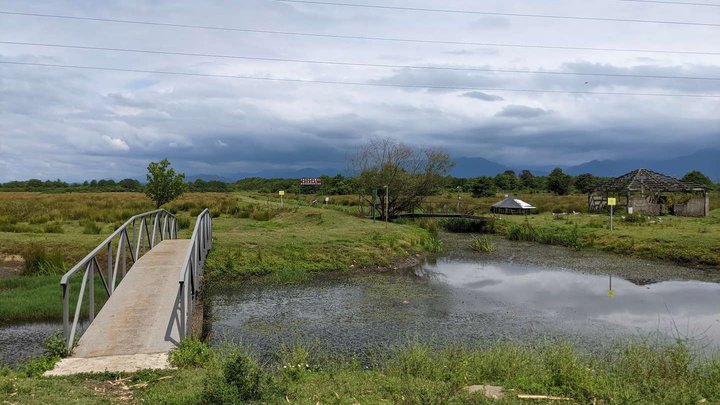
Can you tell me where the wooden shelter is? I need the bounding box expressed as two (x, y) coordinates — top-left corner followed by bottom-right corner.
(588, 168), (709, 217)
(491, 195), (536, 215)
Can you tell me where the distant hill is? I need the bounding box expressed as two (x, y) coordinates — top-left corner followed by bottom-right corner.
(187, 167), (344, 182)
(185, 149), (719, 181)
(450, 157), (510, 178)
(566, 149), (720, 180)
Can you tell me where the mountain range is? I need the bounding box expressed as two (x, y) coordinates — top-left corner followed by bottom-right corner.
(187, 149), (719, 181)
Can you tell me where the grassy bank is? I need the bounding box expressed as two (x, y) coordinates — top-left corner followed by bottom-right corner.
(492, 209), (720, 267)
(204, 194), (433, 284)
(0, 192), (433, 322)
(3, 339), (718, 404)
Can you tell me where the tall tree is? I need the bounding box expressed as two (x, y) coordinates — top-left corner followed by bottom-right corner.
(574, 173), (597, 194)
(145, 159), (187, 208)
(351, 137), (454, 217)
(682, 170), (713, 188)
(469, 177), (497, 198)
(547, 168), (572, 195)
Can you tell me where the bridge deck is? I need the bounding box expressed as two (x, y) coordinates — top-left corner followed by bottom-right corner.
(47, 239), (189, 375)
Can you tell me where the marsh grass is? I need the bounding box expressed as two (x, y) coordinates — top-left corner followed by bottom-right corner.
(21, 245), (66, 276)
(469, 236), (494, 252)
(8, 339), (716, 404)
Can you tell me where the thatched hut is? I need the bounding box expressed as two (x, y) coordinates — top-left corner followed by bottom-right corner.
(491, 195), (536, 215)
(588, 168), (709, 217)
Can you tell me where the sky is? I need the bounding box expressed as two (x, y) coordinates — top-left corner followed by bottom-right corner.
(0, 0), (719, 181)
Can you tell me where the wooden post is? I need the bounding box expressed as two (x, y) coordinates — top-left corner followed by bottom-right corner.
(384, 185), (389, 229)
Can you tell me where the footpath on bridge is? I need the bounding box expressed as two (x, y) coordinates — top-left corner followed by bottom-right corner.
(46, 240), (190, 376)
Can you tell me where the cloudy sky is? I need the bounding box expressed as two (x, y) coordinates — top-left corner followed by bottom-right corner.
(0, 0), (719, 181)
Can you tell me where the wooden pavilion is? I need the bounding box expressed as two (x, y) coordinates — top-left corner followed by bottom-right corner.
(588, 168), (709, 217)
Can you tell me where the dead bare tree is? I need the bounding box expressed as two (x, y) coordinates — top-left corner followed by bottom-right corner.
(350, 137), (454, 218)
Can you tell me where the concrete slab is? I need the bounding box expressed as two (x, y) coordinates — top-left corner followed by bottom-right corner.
(45, 353), (171, 376)
(67, 240), (190, 360)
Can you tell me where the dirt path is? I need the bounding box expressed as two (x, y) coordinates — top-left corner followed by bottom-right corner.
(0, 254), (23, 278)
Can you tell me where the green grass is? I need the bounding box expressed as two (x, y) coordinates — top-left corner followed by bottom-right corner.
(0, 275), (108, 323)
(494, 209), (720, 266)
(3, 339), (719, 404)
(204, 194), (432, 283)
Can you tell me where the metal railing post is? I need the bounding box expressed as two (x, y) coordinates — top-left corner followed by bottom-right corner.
(63, 283), (70, 348)
(88, 262), (95, 322)
(107, 241), (113, 295)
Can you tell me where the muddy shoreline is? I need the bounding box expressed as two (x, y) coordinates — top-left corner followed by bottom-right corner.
(441, 232), (720, 284)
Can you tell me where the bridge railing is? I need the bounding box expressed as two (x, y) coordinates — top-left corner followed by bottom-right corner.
(178, 208), (212, 340)
(60, 209), (178, 351)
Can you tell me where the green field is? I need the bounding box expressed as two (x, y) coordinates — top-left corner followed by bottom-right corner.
(0, 192), (432, 322)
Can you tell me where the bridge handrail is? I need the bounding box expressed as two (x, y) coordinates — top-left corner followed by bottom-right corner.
(61, 208), (178, 351)
(177, 208), (212, 340)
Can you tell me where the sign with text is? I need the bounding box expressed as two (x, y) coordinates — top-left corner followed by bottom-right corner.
(299, 178), (322, 186)
(607, 198), (617, 206)
(278, 190), (285, 196)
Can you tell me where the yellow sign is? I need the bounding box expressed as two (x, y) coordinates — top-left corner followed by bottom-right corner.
(607, 290), (616, 298)
(279, 190), (285, 196)
(608, 198), (617, 206)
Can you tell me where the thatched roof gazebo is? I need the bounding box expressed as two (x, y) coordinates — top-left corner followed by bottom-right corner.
(491, 195), (536, 215)
(588, 168), (709, 217)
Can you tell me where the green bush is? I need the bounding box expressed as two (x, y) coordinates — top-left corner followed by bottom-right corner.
(81, 220), (103, 235)
(21, 245), (66, 276)
(24, 355), (59, 377)
(42, 222), (64, 234)
(177, 216), (191, 230)
(204, 352), (266, 404)
(170, 339), (213, 368)
(440, 218), (494, 233)
(43, 330), (70, 358)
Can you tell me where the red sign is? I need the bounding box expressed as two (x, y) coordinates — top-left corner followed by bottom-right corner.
(299, 178), (322, 186)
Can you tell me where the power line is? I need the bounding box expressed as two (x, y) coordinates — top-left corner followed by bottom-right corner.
(2, 60), (719, 98)
(0, 11), (718, 57)
(271, 0), (720, 27)
(3, 40), (719, 81)
(619, 0), (720, 7)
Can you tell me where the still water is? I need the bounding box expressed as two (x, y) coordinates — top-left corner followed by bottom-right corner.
(209, 259), (720, 356)
(3, 258), (719, 366)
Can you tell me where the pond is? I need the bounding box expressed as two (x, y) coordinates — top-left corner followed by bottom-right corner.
(0, 322), (63, 366)
(208, 257), (720, 358)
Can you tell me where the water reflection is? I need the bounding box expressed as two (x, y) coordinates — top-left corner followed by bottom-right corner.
(208, 258), (720, 358)
(421, 260), (720, 344)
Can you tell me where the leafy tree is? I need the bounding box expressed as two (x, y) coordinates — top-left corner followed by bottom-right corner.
(494, 170), (519, 190)
(469, 177), (497, 198)
(145, 159), (187, 208)
(351, 137), (454, 217)
(118, 178), (142, 192)
(682, 170), (713, 188)
(547, 168), (572, 195)
(574, 173), (597, 194)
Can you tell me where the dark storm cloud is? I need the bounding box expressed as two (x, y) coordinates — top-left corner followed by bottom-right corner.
(496, 105), (554, 118)
(461, 91), (504, 101)
(0, 0), (719, 180)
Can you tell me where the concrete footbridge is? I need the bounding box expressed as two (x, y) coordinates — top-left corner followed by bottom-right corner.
(46, 209), (212, 376)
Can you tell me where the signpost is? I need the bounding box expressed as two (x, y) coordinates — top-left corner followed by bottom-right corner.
(279, 190), (285, 207)
(608, 197), (617, 231)
(298, 178), (323, 207)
